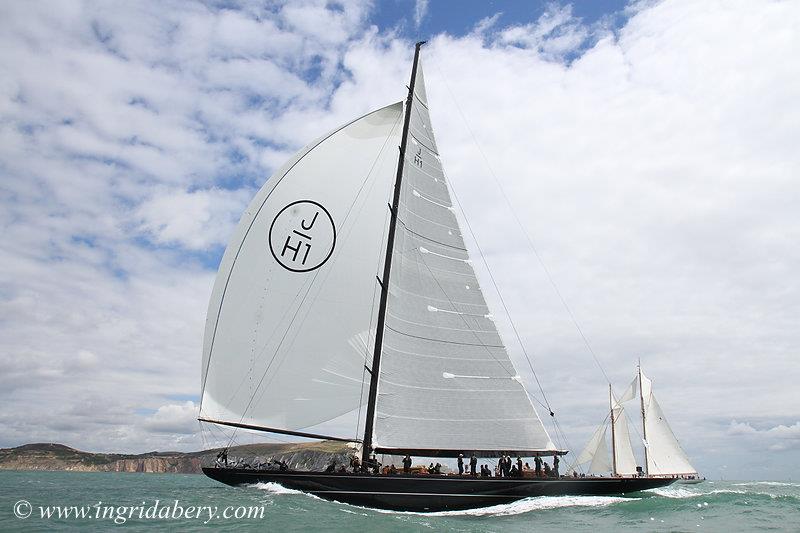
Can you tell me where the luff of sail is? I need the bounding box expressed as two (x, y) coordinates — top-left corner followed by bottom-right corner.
(199, 103), (404, 439)
(372, 59), (557, 457)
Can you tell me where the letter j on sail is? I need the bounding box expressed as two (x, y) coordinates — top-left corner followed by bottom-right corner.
(269, 200), (336, 272)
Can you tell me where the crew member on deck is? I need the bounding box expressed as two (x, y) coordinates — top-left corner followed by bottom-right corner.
(470, 453), (478, 476)
(543, 461), (552, 477)
(368, 454), (381, 475)
(553, 455), (560, 477)
(350, 455), (361, 473)
(534, 455), (542, 477)
(457, 453), (464, 475)
(402, 454), (412, 474)
(516, 457), (523, 477)
(216, 450), (228, 467)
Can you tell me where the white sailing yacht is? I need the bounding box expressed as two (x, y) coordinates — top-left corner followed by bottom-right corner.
(570, 365), (702, 483)
(198, 42), (675, 511)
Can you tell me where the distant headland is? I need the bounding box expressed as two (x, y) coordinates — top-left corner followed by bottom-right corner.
(0, 441), (351, 474)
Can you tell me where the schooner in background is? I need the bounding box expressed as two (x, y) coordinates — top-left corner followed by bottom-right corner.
(570, 365), (701, 482)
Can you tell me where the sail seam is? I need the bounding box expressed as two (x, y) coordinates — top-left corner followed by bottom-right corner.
(384, 325), (503, 347)
(397, 220), (467, 251)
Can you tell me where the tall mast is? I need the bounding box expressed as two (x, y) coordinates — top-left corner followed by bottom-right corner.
(609, 383), (617, 476)
(638, 361), (649, 476)
(361, 41), (425, 467)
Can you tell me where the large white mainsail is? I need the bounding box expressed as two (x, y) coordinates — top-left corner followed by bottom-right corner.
(372, 59), (556, 455)
(641, 372), (696, 475)
(200, 103), (403, 438)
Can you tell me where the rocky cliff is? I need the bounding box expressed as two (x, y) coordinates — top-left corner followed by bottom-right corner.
(0, 441), (353, 474)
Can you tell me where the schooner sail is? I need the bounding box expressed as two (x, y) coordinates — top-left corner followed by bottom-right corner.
(570, 367), (698, 479)
(199, 42), (674, 511)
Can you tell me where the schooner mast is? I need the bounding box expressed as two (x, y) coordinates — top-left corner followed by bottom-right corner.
(638, 362), (649, 476)
(609, 384), (617, 476)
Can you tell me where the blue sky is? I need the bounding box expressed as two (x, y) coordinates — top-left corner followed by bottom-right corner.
(374, 0), (630, 37)
(1, 0), (799, 481)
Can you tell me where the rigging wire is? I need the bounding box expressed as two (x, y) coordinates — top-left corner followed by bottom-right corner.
(432, 61), (612, 387)
(445, 174), (577, 454)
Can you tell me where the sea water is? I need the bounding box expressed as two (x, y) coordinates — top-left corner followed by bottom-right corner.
(1, 471), (798, 532)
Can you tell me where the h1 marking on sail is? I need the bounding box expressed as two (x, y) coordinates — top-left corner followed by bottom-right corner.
(269, 200), (336, 272)
(413, 147), (423, 168)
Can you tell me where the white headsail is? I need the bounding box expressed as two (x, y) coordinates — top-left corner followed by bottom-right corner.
(612, 404), (639, 475)
(373, 60), (556, 455)
(200, 103), (403, 438)
(569, 422), (611, 474)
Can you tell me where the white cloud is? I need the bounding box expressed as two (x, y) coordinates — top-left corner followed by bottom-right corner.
(143, 402), (199, 435)
(136, 187), (253, 250)
(472, 13), (502, 38)
(727, 420), (758, 436)
(727, 420), (800, 451)
(497, 3), (590, 59)
(414, 0), (429, 30)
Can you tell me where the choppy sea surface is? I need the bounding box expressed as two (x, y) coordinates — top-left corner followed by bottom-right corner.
(1, 471), (799, 532)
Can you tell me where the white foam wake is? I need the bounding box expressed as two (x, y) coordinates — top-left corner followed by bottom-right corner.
(249, 481), (305, 495)
(381, 495), (635, 517)
(647, 486), (752, 499)
(733, 481), (800, 488)
(645, 486), (701, 499)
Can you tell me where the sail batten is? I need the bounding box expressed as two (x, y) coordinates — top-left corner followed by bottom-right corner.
(372, 58), (556, 454)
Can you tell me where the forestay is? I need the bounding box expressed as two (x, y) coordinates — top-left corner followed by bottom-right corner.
(373, 61), (556, 455)
(200, 103), (403, 438)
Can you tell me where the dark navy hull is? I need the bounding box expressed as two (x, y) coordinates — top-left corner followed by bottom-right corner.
(202, 467), (675, 512)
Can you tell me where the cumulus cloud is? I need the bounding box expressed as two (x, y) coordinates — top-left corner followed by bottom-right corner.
(143, 402), (199, 435)
(0, 0), (798, 480)
(414, 0), (429, 30)
(497, 4), (591, 59)
(136, 188), (253, 250)
(727, 420), (800, 451)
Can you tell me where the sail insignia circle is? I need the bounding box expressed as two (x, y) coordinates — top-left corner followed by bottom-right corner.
(268, 200), (336, 272)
